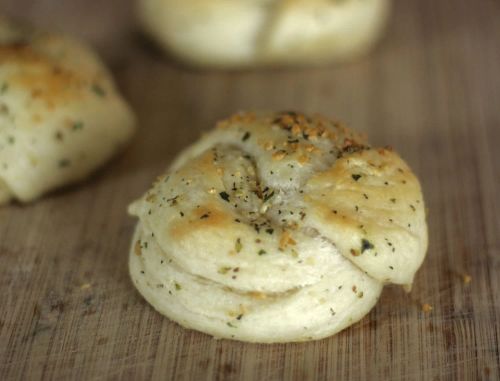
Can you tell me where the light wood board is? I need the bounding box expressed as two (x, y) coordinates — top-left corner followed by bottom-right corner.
(1, 0), (499, 379)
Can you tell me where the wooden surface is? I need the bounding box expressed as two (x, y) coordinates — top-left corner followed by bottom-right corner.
(1, 0), (499, 380)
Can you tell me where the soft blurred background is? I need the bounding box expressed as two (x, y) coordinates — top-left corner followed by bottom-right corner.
(1, 0), (499, 380)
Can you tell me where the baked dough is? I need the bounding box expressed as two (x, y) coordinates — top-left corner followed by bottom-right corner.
(129, 111), (428, 342)
(139, 0), (391, 67)
(0, 17), (135, 204)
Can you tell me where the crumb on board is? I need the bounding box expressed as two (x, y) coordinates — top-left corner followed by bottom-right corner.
(80, 283), (92, 290)
(421, 303), (433, 313)
(462, 274), (472, 284)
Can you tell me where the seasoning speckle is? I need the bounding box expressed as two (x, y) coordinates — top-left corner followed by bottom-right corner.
(263, 191), (275, 203)
(218, 267), (231, 275)
(58, 159), (70, 168)
(272, 150), (287, 161)
(242, 131), (251, 141)
(235, 238), (242, 253)
(219, 191), (230, 202)
(72, 121), (84, 131)
(361, 239), (374, 253)
(134, 240), (142, 256)
(91, 84), (106, 97)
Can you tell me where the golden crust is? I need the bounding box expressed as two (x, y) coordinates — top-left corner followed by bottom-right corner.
(0, 28), (109, 107)
(169, 202), (234, 239)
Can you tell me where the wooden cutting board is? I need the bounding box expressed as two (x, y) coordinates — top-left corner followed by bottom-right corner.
(1, 0), (499, 380)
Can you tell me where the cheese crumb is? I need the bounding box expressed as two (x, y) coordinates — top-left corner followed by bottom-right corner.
(462, 274), (472, 284)
(421, 303), (433, 313)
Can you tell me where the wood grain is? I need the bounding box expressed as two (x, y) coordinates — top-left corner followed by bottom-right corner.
(1, 0), (499, 380)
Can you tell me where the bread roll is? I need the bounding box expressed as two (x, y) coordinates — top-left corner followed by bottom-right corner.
(139, 0), (391, 67)
(0, 17), (135, 204)
(128, 111), (428, 342)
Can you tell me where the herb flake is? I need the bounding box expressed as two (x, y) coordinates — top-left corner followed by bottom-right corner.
(352, 174), (362, 181)
(58, 159), (70, 168)
(235, 238), (242, 253)
(218, 267), (231, 275)
(242, 131), (251, 141)
(72, 121), (84, 131)
(91, 84), (106, 97)
(263, 191), (275, 203)
(361, 239), (374, 253)
(219, 191), (230, 202)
